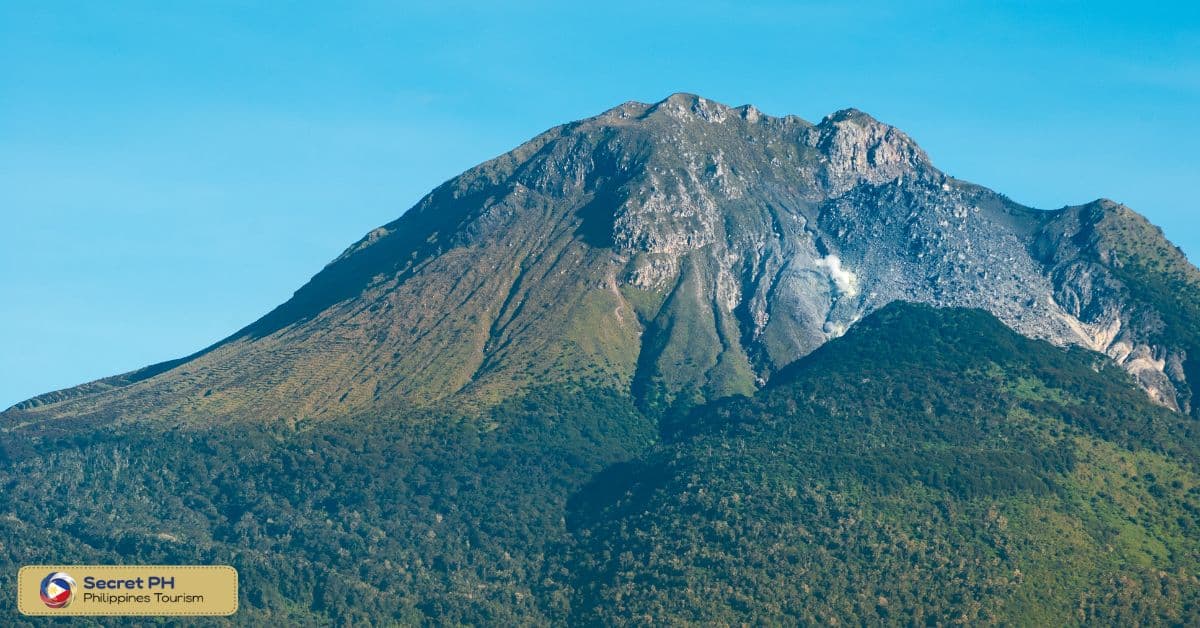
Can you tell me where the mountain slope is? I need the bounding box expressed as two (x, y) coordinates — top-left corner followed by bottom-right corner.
(4, 304), (1195, 624)
(567, 303), (1200, 625)
(6, 94), (1199, 430)
(0, 383), (656, 625)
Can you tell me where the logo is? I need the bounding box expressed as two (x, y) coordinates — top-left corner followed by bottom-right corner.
(39, 572), (76, 609)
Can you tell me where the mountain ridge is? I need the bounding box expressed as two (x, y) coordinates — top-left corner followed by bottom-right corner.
(5, 93), (1197, 424)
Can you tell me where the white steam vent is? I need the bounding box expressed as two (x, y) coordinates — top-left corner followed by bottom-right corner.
(816, 255), (859, 297)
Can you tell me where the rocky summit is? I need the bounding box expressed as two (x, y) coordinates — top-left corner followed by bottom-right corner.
(6, 93), (1198, 425)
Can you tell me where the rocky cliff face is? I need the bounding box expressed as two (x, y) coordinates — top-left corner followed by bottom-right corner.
(6, 93), (1197, 426)
(1032, 201), (1200, 414)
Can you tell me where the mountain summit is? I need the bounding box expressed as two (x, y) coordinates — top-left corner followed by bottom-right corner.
(7, 94), (1198, 426)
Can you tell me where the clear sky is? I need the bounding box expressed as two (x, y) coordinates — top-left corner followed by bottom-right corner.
(2, 1), (1197, 408)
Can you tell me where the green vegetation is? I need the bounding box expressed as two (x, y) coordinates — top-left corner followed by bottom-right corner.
(1, 303), (1197, 624)
(0, 385), (655, 625)
(568, 304), (1200, 625)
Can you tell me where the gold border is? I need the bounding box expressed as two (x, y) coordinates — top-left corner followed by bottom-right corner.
(18, 565), (238, 616)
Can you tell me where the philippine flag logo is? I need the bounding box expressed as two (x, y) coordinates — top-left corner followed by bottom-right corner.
(39, 571), (76, 609)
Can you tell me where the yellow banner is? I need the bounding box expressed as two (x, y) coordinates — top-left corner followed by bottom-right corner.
(17, 565), (237, 616)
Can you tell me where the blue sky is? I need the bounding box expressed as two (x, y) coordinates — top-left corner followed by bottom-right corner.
(2, 1), (1197, 408)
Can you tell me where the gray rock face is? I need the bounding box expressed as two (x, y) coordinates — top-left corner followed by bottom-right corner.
(6, 93), (1197, 425)
(588, 94), (1194, 411)
(1031, 201), (1196, 413)
(568, 94), (1195, 411)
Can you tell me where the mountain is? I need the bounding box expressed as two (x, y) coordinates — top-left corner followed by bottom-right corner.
(2, 95), (1197, 624)
(6, 94), (1198, 427)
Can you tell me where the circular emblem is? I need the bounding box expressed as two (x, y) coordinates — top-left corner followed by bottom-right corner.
(39, 571), (76, 609)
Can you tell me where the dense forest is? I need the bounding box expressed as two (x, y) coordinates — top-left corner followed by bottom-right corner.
(569, 304), (1200, 624)
(2, 303), (1198, 624)
(1, 386), (656, 624)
